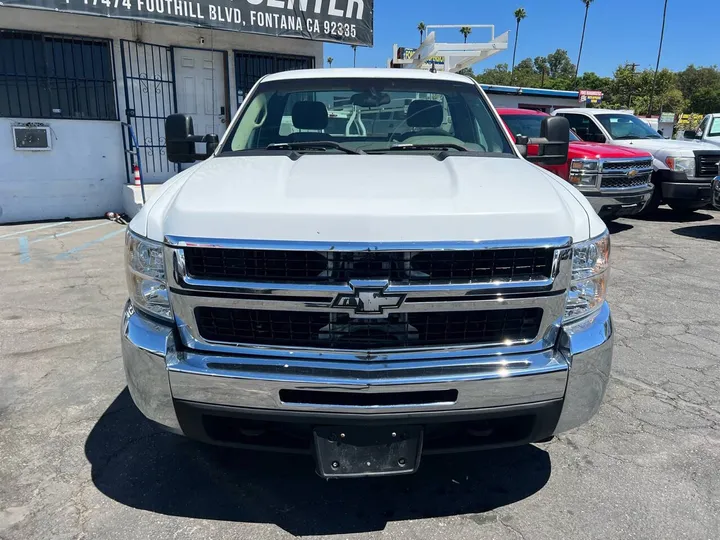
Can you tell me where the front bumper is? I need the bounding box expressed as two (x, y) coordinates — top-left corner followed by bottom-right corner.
(583, 186), (654, 217)
(121, 301), (613, 447)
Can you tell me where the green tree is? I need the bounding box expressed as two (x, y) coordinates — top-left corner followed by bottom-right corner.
(326, 56), (333, 68)
(460, 26), (472, 43)
(575, 0), (594, 79)
(351, 45), (357, 68)
(417, 21), (426, 45)
(457, 67), (475, 77)
(475, 63), (512, 86)
(677, 65), (720, 114)
(511, 8), (527, 80)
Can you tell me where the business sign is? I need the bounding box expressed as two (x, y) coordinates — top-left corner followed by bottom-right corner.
(4, 0), (374, 46)
(579, 89), (603, 105)
(659, 112), (676, 123)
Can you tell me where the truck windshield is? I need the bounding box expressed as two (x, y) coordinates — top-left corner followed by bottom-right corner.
(596, 114), (663, 140)
(221, 78), (514, 155)
(501, 114), (580, 142)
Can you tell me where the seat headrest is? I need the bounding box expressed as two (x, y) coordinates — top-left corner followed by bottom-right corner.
(292, 101), (328, 130)
(406, 100), (443, 128)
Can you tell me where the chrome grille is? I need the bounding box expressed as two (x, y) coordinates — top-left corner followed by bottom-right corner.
(599, 158), (653, 191)
(601, 158), (653, 171)
(600, 173), (651, 189)
(195, 307), (544, 349)
(183, 247), (555, 284)
(166, 237), (573, 356)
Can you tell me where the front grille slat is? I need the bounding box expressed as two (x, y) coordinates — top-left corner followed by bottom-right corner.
(601, 159), (653, 171)
(184, 248), (555, 284)
(696, 154), (720, 178)
(600, 173), (651, 189)
(195, 307), (544, 350)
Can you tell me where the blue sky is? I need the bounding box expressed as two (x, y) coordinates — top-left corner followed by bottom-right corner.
(325, 0), (719, 75)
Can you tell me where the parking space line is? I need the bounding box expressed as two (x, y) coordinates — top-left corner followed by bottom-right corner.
(18, 237), (31, 264)
(0, 221), (71, 239)
(30, 221), (113, 244)
(55, 228), (125, 260)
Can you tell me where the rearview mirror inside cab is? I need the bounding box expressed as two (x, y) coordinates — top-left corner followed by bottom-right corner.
(166, 113), (219, 163)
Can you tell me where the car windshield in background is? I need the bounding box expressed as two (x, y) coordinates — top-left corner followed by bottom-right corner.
(596, 114), (663, 140)
(709, 118), (720, 137)
(502, 114), (580, 142)
(221, 78), (514, 155)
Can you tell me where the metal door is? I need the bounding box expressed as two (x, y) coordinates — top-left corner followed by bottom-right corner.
(174, 48), (227, 139)
(120, 40), (178, 183)
(234, 52), (314, 106)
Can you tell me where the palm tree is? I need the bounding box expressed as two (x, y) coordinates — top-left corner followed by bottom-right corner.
(575, 0), (594, 79)
(417, 22), (426, 45)
(351, 45), (357, 68)
(459, 26), (472, 43)
(326, 56), (333, 68)
(648, 0), (668, 115)
(511, 8), (527, 80)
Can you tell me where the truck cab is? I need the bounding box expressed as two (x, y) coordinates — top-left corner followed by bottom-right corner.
(553, 108), (720, 213)
(497, 108), (654, 220)
(679, 113), (720, 148)
(121, 69), (613, 478)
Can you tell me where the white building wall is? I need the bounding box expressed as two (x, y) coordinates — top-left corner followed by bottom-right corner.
(485, 93), (586, 112)
(0, 6), (323, 224)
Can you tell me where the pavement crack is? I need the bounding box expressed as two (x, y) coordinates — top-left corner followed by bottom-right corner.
(497, 516), (526, 540)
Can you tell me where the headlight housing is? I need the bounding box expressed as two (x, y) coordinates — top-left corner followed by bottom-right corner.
(125, 230), (172, 321)
(665, 156), (695, 179)
(564, 230), (610, 323)
(568, 159), (599, 190)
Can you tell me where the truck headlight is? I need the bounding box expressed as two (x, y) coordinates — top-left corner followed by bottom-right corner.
(665, 156), (695, 178)
(569, 159), (599, 190)
(125, 230), (172, 321)
(564, 230), (610, 323)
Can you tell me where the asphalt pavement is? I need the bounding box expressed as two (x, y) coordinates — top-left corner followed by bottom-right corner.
(1, 210), (719, 540)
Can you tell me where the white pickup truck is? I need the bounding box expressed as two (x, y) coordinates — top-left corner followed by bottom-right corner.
(679, 113), (720, 148)
(553, 108), (720, 214)
(121, 69), (613, 478)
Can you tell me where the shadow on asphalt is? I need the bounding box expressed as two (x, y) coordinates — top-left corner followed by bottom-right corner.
(671, 224), (720, 242)
(629, 208), (714, 224)
(85, 389), (552, 535)
(606, 221), (633, 234)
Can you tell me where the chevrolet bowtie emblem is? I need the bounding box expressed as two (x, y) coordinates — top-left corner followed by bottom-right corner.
(332, 282), (405, 318)
(627, 169), (638, 178)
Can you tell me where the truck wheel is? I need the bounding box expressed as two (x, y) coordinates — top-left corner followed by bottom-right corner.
(635, 184), (661, 217)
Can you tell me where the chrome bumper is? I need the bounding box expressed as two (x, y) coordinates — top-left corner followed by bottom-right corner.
(121, 301), (613, 437)
(584, 186), (654, 215)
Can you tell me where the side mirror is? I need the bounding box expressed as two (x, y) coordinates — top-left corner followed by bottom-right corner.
(683, 129), (698, 140)
(518, 116), (570, 166)
(165, 113), (219, 163)
(590, 133), (606, 143)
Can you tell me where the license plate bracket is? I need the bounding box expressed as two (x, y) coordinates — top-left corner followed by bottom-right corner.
(314, 426), (423, 478)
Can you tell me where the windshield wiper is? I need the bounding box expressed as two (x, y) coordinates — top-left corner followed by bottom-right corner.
(367, 143), (468, 153)
(266, 141), (362, 154)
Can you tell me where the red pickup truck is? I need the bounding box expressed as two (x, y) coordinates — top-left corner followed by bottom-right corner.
(497, 108), (654, 219)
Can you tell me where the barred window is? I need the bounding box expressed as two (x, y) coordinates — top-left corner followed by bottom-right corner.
(0, 30), (116, 120)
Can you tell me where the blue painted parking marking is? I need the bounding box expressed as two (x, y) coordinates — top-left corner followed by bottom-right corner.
(55, 228), (125, 260)
(18, 237), (31, 264)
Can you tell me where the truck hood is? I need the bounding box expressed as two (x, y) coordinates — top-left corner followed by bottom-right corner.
(569, 141), (651, 158)
(133, 154), (595, 244)
(612, 138), (720, 154)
